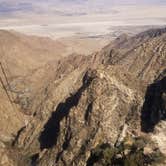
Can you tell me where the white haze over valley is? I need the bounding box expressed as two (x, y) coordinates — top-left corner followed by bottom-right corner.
(0, 0), (166, 38)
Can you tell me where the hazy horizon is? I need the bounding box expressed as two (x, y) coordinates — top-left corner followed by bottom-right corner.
(0, 0), (166, 16)
(0, 0), (166, 39)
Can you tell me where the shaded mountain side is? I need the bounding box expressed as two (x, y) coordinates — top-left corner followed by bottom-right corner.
(0, 27), (166, 166)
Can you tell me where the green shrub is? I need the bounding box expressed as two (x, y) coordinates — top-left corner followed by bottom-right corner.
(87, 137), (165, 166)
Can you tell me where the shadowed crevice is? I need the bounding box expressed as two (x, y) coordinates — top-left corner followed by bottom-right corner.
(141, 76), (166, 132)
(12, 126), (26, 147)
(55, 125), (72, 163)
(31, 153), (39, 166)
(84, 102), (93, 124)
(39, 71), (95, 150)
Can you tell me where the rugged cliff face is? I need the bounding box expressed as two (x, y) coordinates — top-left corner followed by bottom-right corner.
(0, 28), (166, 166)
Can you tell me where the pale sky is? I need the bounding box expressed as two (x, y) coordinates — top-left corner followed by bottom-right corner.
(0, 0), (166, 16)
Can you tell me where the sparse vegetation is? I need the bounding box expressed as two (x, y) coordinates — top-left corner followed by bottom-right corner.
(87, 136), (165, 166)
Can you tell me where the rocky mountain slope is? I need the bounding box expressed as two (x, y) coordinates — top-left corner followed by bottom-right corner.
(0, 27), (166, 166)
(0, 30), (69, 77)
